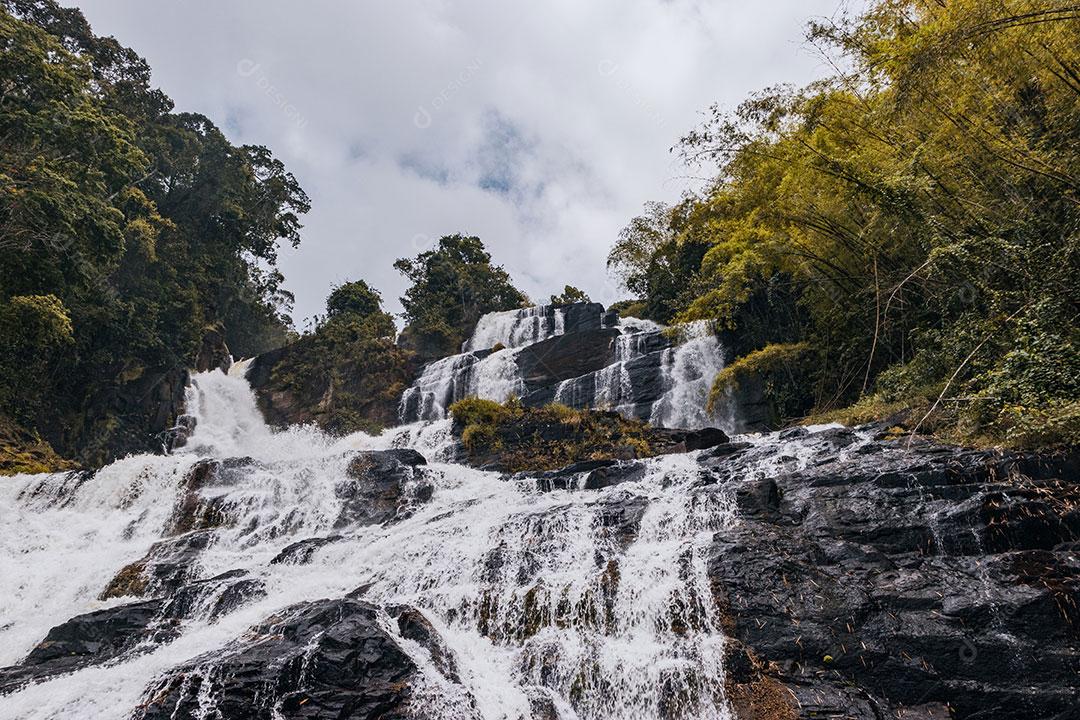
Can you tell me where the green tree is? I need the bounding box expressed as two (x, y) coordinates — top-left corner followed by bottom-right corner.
(395, 234), (527, 360)
(626, 0), (1080, 444)
(549, 285), (591, 305)
(326, 279), (384, 322)
(0, 0), (309, 466)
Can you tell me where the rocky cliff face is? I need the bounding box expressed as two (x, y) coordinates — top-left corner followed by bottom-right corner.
(707, 427), (1080, 719)
(399, 302), (771, 433)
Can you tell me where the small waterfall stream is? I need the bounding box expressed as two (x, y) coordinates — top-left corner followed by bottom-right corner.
(0, 370), (739, 720)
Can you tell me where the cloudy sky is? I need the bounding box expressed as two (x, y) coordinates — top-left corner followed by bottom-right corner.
(74, 0), (856, 326)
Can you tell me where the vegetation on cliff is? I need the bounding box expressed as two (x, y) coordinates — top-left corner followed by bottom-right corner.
(611, 0), (1079, 447)
(395, 234), (528, 363)
(248, 281), (413, 435)
(449, 397), (657, 472)
(0, 0), (307, 468)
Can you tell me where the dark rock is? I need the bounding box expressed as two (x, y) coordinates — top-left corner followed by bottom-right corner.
(162, 414), (196, 452)
(582, 461), (647, 490)
(161, 571), (266, 622)
(709, 435), (1080, 720)
(271, 535), (346, 565)
(133, 599), (419, 720)
(651, 426), (731, 454)
(705, 441), (754, 459)
(516, 328), (621, 391)
(336, 450), (432, 528)
(194, 326), (232, 373)
(559, 302), (605, 334)
(0, 599), (171, 694)
(100, 529), (215, 599)
(387, 605), (460, 682)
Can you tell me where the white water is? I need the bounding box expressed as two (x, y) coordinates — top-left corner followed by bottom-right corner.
(0, 370), (737, 720)
(463, 305), (565, 353)
(404, 306), (730, 430)
(649, 322), (730, 431)
(401, 347), (526, 422)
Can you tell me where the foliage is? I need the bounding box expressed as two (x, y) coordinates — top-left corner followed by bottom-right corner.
(395, 234), (527, 361)
(549, 285), (591, 305)
(0, 1), (308, 465)
(0, 294), (73, 422)
(449, 397), (656, 472)
(607, 299), (647, 319)
(325, 279), (384, 322)
(622, 0), (1080, 447)
(268, 281), (409, 435)
(707, 342), (813, 423)
(608, 200), (710, 322)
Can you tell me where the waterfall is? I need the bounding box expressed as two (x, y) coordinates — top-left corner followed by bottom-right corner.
(649, 322), (730, 430)
(0, 370), (738, 720)
(401, 306), (733, 431)
(463, 305), (565, 352)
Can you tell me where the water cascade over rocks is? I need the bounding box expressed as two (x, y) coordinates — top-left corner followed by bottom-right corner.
(1, 367), (1077, 719)
(401, 303), (734, 431)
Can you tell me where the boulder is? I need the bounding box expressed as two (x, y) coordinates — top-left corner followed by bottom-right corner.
(336, 449), (432, 528)
(132, 599), (420, 720)
(0, 600), (170, 694)
(710, 432), (1080, 719)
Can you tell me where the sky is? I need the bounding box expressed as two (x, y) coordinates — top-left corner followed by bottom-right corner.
(73, 0), (858, 326)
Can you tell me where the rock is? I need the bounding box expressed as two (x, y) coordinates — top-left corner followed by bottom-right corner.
(161, 570), (266, 622)
(132, 599), (419, 720)
(0, 600), (171, 694)
(387, 605), (460, 682)
(271, 535), (346, 565)
(516, 328), (621, 392)
(337, 449), (432, 528)
(162, 413), (196, 452)
(0, 571), (266, 694)
(709, 435), (1080, 719)
(100, 529), (215, 600)
(559, 302), (605, 334)
(194, 326), (232, 374)
(651, 426), (731, 454)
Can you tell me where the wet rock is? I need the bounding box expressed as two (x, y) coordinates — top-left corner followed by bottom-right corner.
(387, 605), (460, 682)
(162, 570), (266, 622)
(516, 328), (621, 391)
(162, 414), (197, 452)
(133, 599), (419, 720)
(337, 449), (432, 528)
(100, 529), (215, 599)
(650, 426), (730, 454)
(710, 435), (1080, 719)
(0, 600), (172, 694)
(271, 535), (346, 565)
(194, 326), (232, 374)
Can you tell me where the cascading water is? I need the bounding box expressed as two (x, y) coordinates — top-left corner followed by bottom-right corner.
(403, 305), (733, 431)
(649, 322), (730, 431)
(463, 305), (566, 353)
(0, 369), (740, 720)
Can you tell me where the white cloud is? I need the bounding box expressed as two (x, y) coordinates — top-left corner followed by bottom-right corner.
(73, 0), (859, 324)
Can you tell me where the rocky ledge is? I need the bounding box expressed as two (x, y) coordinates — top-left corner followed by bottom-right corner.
(708, 426), (1079, 719)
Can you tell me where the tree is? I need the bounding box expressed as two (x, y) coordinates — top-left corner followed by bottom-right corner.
(0, 1), (310, 466)
(326, 280), (383, 322)
(549, 285), (591, 305)
(624, 0), (1080, 444)
(395, 234), (527, 360)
